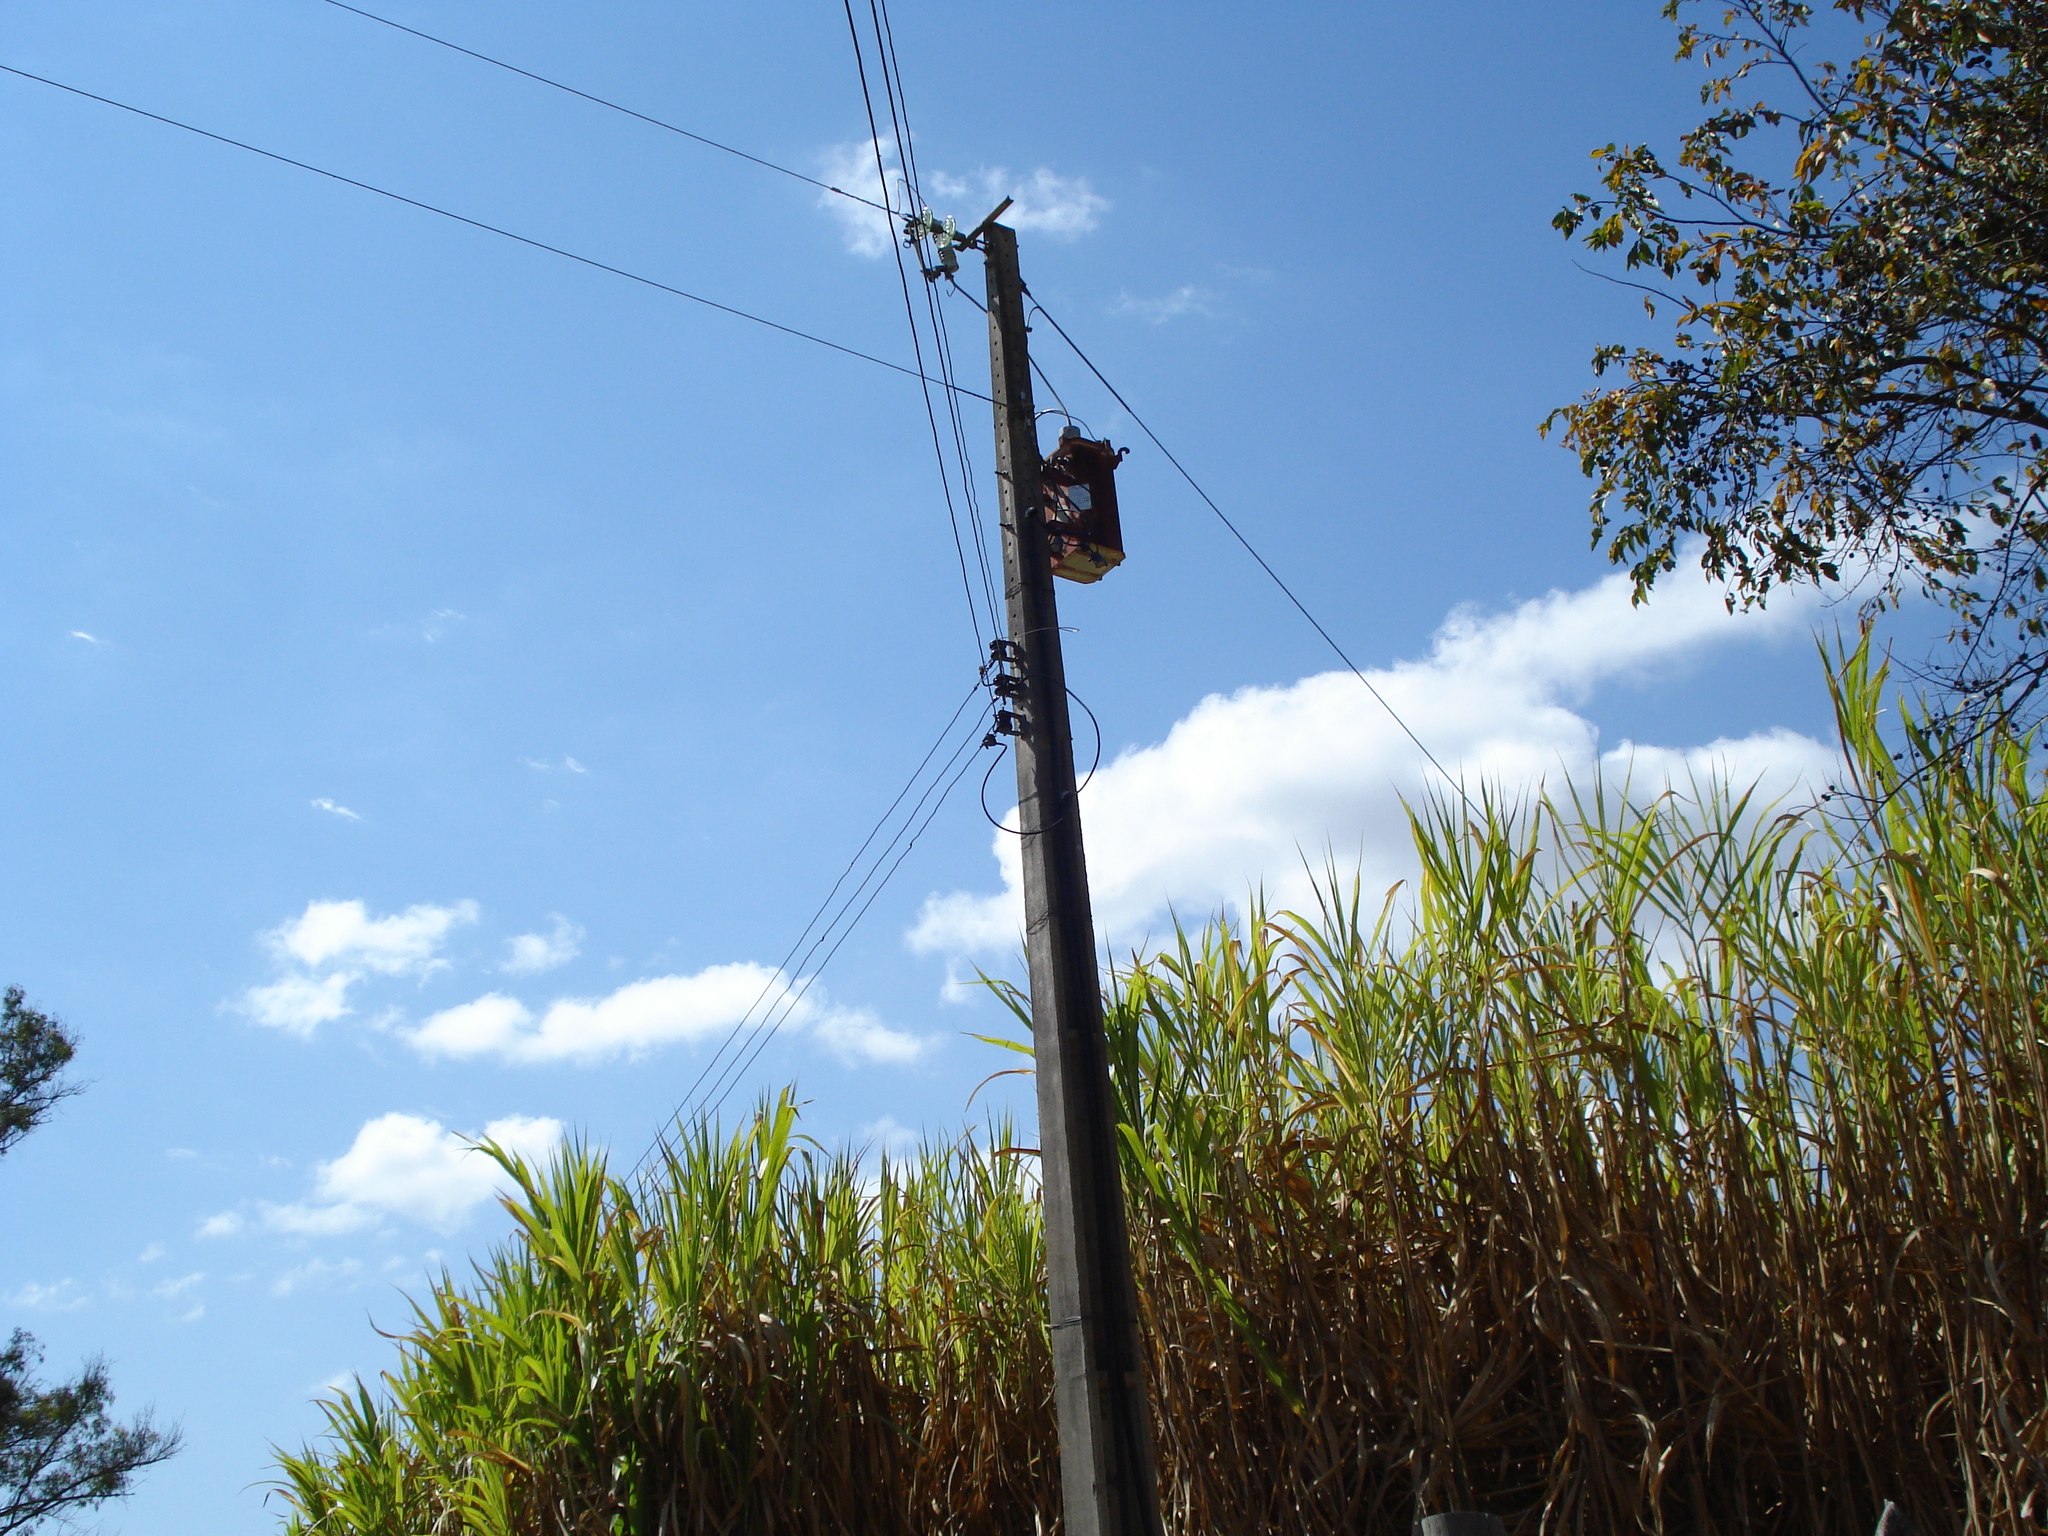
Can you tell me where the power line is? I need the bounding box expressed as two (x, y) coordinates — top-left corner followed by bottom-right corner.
(0, 61), (991, 404)
(649, 683), (982, 1157)
(326, 0), (1001, 647)
(315, 0), (894, 216)
(1023, 290), (1471, 801)
(674, 717), (988, 1136)
(627, 685), (990, 1181)
(927, 277), (1005, 631)
(863, 0), (1007, 646)
(841, 0), (996, 657)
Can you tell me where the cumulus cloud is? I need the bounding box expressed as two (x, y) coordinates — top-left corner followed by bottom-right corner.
(271, 898), (476, 974)
(502, 915), (582, 975)
(236, 898), (478, 1035)
(819, 136), (1107, 255)
(248, 1112), (564, 1237)
(813, 1006), (926, 1066)
(240, 972), (354, 1033)
(910, 568), (1836, 955)
(408, 965), (924, 1067)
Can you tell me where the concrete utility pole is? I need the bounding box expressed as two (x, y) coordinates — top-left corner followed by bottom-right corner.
(980, 221), (1166, 1536)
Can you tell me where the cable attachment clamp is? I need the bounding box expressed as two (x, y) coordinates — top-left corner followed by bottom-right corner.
(981, 709), (1025, 750)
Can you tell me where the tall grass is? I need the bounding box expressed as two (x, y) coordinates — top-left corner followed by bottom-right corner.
(275, 652), (2048, 1534)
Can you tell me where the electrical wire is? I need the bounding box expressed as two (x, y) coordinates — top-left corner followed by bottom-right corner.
(859, 0), (1006, 641)
(926, 285), (1005, 629)
(841, 0), (994, 658)
(315, 0), (894, 215)
(0, 62), (992, 404)
(636, 708), (993, 1180)
(676, 721), (988, 1133)
(977, 686), (1100, 835)
(625, 684), (991, 1182)
(321, 0), (1002, 648)
(869, 0), (927, 223)
(849, 0), (1005, 646)
(1022, 289), (1472, 804)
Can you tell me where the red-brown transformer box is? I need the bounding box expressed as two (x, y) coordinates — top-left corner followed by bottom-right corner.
(1040, 424), (1128, 583)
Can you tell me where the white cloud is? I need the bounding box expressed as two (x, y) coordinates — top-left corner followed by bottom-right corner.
(152, 1271), (203, 1300)
(819, 137), (904, 255)
(813, 1006), (925, 1066)
(260, 1112), (564, 1236)
(311, 797), (361, 821)
(236, 898), (479, 1035)
(929, 165), (1107, 240)
(196, 1211), (243, 1239)
(68, 630), (101, 644)
(910, 568), (1835, 956)
(411, 966), (777, 1064)
(137, 1242), (166, 1264)
(409, 966), (926, 1067)
(502, 915), (582, 975)
(239, 972), (354, 1035)
(270, 898), (477, 975)
(1112, 285), (1217, 324)
(819, 136), (1108, 256)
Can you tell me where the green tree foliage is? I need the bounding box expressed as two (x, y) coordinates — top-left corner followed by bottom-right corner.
(0, 988), (77, 1157)
(0, 1336), (178, 1536)
(0, 989), (178, 1533)
(1548, 1), (2048, 721)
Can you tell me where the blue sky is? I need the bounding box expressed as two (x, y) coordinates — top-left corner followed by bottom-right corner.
(0, 2), (1898, 1530)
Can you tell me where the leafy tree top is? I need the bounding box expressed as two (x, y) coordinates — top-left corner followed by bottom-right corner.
(1549, 0), (2048, 720)
(1, 988), (76, 1160)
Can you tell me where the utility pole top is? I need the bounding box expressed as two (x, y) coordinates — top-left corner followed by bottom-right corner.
(905, 196), (1012, 280)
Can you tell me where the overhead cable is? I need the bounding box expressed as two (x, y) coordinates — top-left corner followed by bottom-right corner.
(0, 62), (991, 403)
(866, 0), (1007, 644)
(673, 715), (988, 1136)
(1024, 291), (1471, 801)
(628, 685), (990, 1181)
(315, 0), (894, 215)
(842, 0), (996, 656)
